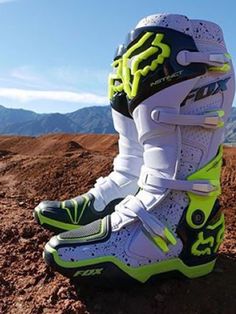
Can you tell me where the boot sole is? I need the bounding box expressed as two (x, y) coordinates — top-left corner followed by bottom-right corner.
(44, 242), (216, 284)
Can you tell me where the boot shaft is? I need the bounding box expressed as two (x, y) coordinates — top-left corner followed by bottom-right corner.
(120, 14), (234, 198)
(119, 14), (235, 264)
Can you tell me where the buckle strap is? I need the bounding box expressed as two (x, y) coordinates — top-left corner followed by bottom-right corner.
(120, 196), (176, 252)
(139, 168), (218, 196)
(151, 110), (224, 129)
(177, 51), (230, 67)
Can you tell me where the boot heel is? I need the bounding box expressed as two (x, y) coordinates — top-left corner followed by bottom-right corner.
(178, 200), (225, 270)
(181, 259), (216, 279)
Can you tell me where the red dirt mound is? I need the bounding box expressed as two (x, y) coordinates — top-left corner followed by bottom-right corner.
(0, 134), (118, 156)
(0, 134), (235, 314)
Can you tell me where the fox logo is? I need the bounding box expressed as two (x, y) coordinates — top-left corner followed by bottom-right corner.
(181, 77), (231, 106)
(123, 32), (171, 98)
(73, 268), (104, 277)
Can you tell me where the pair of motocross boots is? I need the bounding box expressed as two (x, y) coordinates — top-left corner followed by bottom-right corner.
(34, 14), (235, 284)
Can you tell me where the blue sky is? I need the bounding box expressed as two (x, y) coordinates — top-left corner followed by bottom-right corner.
(0, 0), (235, 113)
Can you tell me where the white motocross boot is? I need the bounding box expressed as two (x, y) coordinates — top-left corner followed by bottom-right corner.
(34, 45), (143, 233)
(44, 14), (235, 283)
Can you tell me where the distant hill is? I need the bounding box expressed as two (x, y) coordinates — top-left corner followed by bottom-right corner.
(0, 105), (236, 142)
(1, 113), (79, 136)
(0, 105), (115, 136)
(66, 106), (114, 133)
(0, 105), (37, 126)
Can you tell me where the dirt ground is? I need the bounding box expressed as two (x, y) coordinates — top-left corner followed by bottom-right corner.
(0, 134), (235, 314)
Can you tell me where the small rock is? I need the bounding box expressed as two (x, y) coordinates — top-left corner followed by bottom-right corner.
(0, 191), (6, 198)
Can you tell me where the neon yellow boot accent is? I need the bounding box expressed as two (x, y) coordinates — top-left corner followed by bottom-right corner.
(191, 213), (225, 256)
(61, 200), (75, 224)
(108, 58), (124, 99)
(147, 227), (177, 253)
(208, 63), (231, 73)
(152, 235), (169, 253)
(35, 206), (80, 231)
(191, 232), (215, 256)
(122, 32), (171, 99)
(208, 53), (231, 73)
(35, 196), (90, 231)
(56, 217), (108, 244)
(61, 196), (90, 225)
(74, 195), (90, 224)
(45, 243), (216, 282)
(186, 146), (223, 229)
(164, 228), (177, 245)
(207, 213), (225, 253)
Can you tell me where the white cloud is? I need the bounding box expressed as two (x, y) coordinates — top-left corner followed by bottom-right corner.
(0, 65), (109, 112)
(0, 88), (107, 104)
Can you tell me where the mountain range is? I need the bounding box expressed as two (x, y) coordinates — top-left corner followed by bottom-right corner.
(0, 105), (115, 135)
(0, 104), (236, 143)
